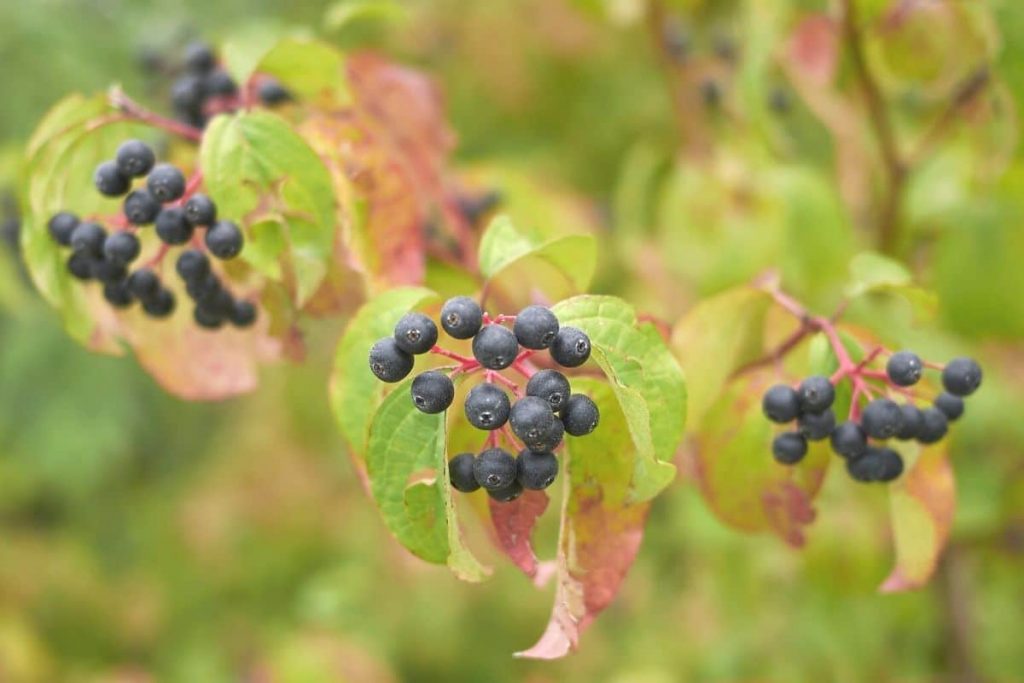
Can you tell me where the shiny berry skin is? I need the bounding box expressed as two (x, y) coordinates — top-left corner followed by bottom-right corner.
(231, 300), (257, 328)
(934, 392), (965, 421)
(410, 371), (455, 414)
(549, 326), (591, 368)
(123, 190), (162, 225)
(830, 420), (867, 459)
(439, 296), (482, 339)
(115, 139), (156, 177)
(509, 396), (557, 446)
(561, 394), (599, 437)
(102, 280), (134, 308)
(48, 212), (79, 246)
(142, 288), (175, 318)
(464, 383), (511, 430)
(126, 268), (160, 299)
(102, 231), (141, 265)
(798, 409), (835, 441)
(762, 384), (800, 423)
(861, 398), (903, 440)
(772, 432), (807, 465)
(368, 337), (414, 383)
(394, 312), (438, 355)
(797, 376), (835, 414)
(448, 453), (479, 493)
(526, 369), (571, 412)
(183, 193), (217, 226)
(472, 324), (519, 370)
(896, 404), (923, 440)
(155, 207), (194, 245)
(94, 161), (131, 197)
(886, 351), (923, 387)
(517, 450), (559, 490)
(473, 447), (517, 491)
(513, 305), (559, 350)
(917, 408), (949, 444)
(175, 249), (210, 282)
(205, 220), (244, 259)
(942, 357), (982, 397)
(487, 480), (524, 503)
(70, 222), (106, 256)
(146, 163), (187, 202)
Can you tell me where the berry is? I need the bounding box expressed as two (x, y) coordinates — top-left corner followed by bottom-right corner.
(798, 409), (835, 441)
(48, 212), (79, 246)
(175, 249), (210, 282)
(171, 74), (206, 113)
(258, 80), (292, 105)
(115, 140), (155, 177)
(896, 404), (923, 440)
(797, 376), (835, 414)
(886, 351), (923, 386)
(186, 272), (222, 302)
(102, 231), (141, 265)
(70, 222), (106, 256)
(934, 392), (965, 421)
(517, 450), (559, 490)
(509, 396), (556, 445)
(847, 448), (888, 483)
(472, 324), (519, 370)
(861, 398), (903, 439)
(205, 220), (244, 259)
(66, 252), (94, 280)
(410, 371), (455, 414)
(942, 357), (982, 397)
(877, 450), (905, 483)
(126, 268), (160, 299)
(526, 369), (571, 412)
(440, 296), (482, 339)
(393, 312), (438, 355)
(368, 337), (414, 383)
(549, 326), (591, 368)
(155, 207), (194, 245)
(561, 394), (599, 437)
(473, 447), (517, 491)
(762, 384), (800, 423)
(524, 418), (564, 453)
(513, 305), (559, 350)
(184, 41), (216, 73)
(772, 432), (807, 465)
(193, 305), (224, 329)
(94, 161), (131, 197)
(830, 420), (867, 459)
(184, 194), (217, 226)
(204, 69), (237, 96)
(102, 280), (134, 308)
(231, 300), (257, 327)
(917, 408), (949, 444)
(123, 190), (161, 225)
(448, 453), (479, 493)
(91, 258), (128, 284)
(488, 480), (524, 503)
(146, 163), (186, 202)
(142, 288), (175, 318)
(464, 383), (511, 430)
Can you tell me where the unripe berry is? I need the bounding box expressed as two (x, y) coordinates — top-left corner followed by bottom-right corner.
(410, 370), (455, 414)
(896, 404), (923, 440)
(368, 337), (414, 383)
(123, 190), (161, 225)
(102, 231), (141, 265)
(472, 324), (519, 370)
(464, 383), (511, 430)
(797, 376), (834, 414)
(48, 212), (79, 246)
(155, 207), (194, 245)
(762, 384), (800, 423)
(146, 163), (187, 202)
(184, 193), (217, 226)
(830, 420), (867, 459)
(473, 447), (517, 491)
(94, 161), (131, 197)
(513, 305), (559, 349)
(934, 392), (964, 421)
(440, 296), (482, 339)
(448, 453), (479, 493)
(916, 408), (948, 444)
(798, 409), (835, 441)
(509, 396), (556, 445)
(115, 139), (156, 177)
(772, 432), (807, 465)
(942, 357), (982, 397)
(205, 220), (244, 259)
(393, 312), (438, 355)
(861, 398), (903, 439)
(561, 394), (599, 437)
(517, 450), (559, 490)
(886, 351), (923, 386)
(526, 369), (571, 412)
(549, 326), (591, 368)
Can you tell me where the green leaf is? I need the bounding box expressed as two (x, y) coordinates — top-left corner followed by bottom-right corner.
(221, 24), (314, 85)
(324, 0), (407, 32)
(330, 287), (438, 457)
(478, 215), (596, 294)
(845, 251), (938, 324)
(253, 38), (349, 102)
(552, 295), (686, 502)
(366, 380), (488, 580)
(200, 111), (336, 306)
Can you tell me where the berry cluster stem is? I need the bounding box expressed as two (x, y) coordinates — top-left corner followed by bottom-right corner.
(109, 88), (203, 143)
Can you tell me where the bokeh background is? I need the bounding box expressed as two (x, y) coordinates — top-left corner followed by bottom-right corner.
(1, 1), (1022, 681)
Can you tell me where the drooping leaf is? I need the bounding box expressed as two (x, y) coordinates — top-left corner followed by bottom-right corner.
(478, 215), (597, 293)
(488, 490), (549, 583)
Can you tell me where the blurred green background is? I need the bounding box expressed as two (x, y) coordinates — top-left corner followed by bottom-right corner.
(1, 1), (1022, 681)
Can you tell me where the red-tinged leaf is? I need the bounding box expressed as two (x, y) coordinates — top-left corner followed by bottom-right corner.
(787, 14), (838, 87)
(691, 369), (830, 548)
(488, 490), (549, 583)
(881, 444), (956, 593)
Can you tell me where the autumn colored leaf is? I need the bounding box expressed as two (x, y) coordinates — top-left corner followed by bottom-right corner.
(488, 490), (549, 583)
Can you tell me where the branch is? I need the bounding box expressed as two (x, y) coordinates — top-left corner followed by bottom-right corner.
(908, 66), (991, 166)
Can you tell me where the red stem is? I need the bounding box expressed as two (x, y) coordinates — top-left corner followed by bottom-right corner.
(109, 89), (203, 143)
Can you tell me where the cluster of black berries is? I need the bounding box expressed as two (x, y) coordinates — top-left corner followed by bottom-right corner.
(368, 297), (600, 503)
(763, 354), (982, 483)
(47, 139), (254, 328)
(171, 42), (292, 129)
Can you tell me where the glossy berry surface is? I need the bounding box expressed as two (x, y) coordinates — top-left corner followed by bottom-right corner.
(762, 384), (800, 423)
(448, 453), (479, 493)
(517, 450), (558, 490)
(772, 432), (807, 465)
(472, 324), (519, 370)
(410, 371), (455, 414)
(115, 139), (156, 177)
(526, 369), (571, 412)
(94, 161), (131, 197)
(464, 383), (511, 430)
(830, 420), (867, 459)
(184, 194), (217, 226)
(48, 212), (79, 246)
(861, 398), (903, 439)
(797, 376), (835, 414)
(368, 337), (414, 383)
(394, 312), (438, 355)
(934, 392), (965, 421)
(146, 163), (187, 202)
(561, 394), (599, 437)
(440, 296), (482, 339)
(205, 220), (244, 259)
(942, 357), (982, 397)
(124, 190), (162, 225)
(886, 351), (923, 387)
(513, 305), (559, 349)
(473, 447), (517, 491)
(549, 326), (591, 368)
(155, 207), (194, 245)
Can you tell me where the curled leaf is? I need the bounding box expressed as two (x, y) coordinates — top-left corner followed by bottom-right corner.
(488, 490), (549, 583)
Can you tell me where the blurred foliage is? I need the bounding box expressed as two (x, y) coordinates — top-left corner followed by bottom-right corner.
(1, 0), (1023, 681)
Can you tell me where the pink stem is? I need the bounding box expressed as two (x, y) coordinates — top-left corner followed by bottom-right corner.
(110, 89), (202, 142)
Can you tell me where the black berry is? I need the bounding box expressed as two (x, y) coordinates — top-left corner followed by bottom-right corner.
(917, 408), (949, 444)
(142, 288), (175, 318)
(193, 305), (224, 329)
(94, 161), (131, 197)
(830, 420), (867, 459)
(934, 392), (964, 421)
(102, 231), (141, 265)
(524, 418), (564, 453)
(155, 207), (194, 245)
(772, 432), (807, 465)
(368, 337), (414, 383)
(91, 258), (127, 284)
(171, 75), (206, 114)
(127, 268), (160, 299)
(861, 398), (903, 439)
(561, 394), (599, 437)
(797, 376), (835, 414)
(464, 383), (511, 430)
(448, 453), (479, 493)
(798, 409), (835, 441)
(204, 69), (237, 97)
(472, 324), (519, 370)
(517, 450), (559, 490)
(896, 404), (923, 440)
(66, 252), (94, 280)
(762, 384), (800, 423)
(70, 222), (106, 256)
(886, 351), (923, 387)
(549, 326), (591, 368)
(509, 396), (556, 445)
(231, 300), (257, 328)
(184, 41), (216, 73)
(184, 194), (217, 226)
(877, 449), (905, 482)
(48, 212), (79, 246)
(488, 480), (524, 503)
(473, 447), (517, 491)
(115, 140), (156, 177)
(102, 281), (134, 308)
(258, 80), (292, 105)
(394, 312), (438, 355)
(176, 249), (210, 282)
(513, 305), (559, 350)
(526, 369), (571, 412)
(205, 220), (244, 259)
(440, 296), (482, 339)
(847, 448), (888, 483)
(123, 190), (162, 225)
(146, 164), (186, 203)
(410, 371), (455, 414)
(942, 357), (982, 397)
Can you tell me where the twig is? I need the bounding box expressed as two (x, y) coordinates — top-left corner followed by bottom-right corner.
(109, 87), (203, 142)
